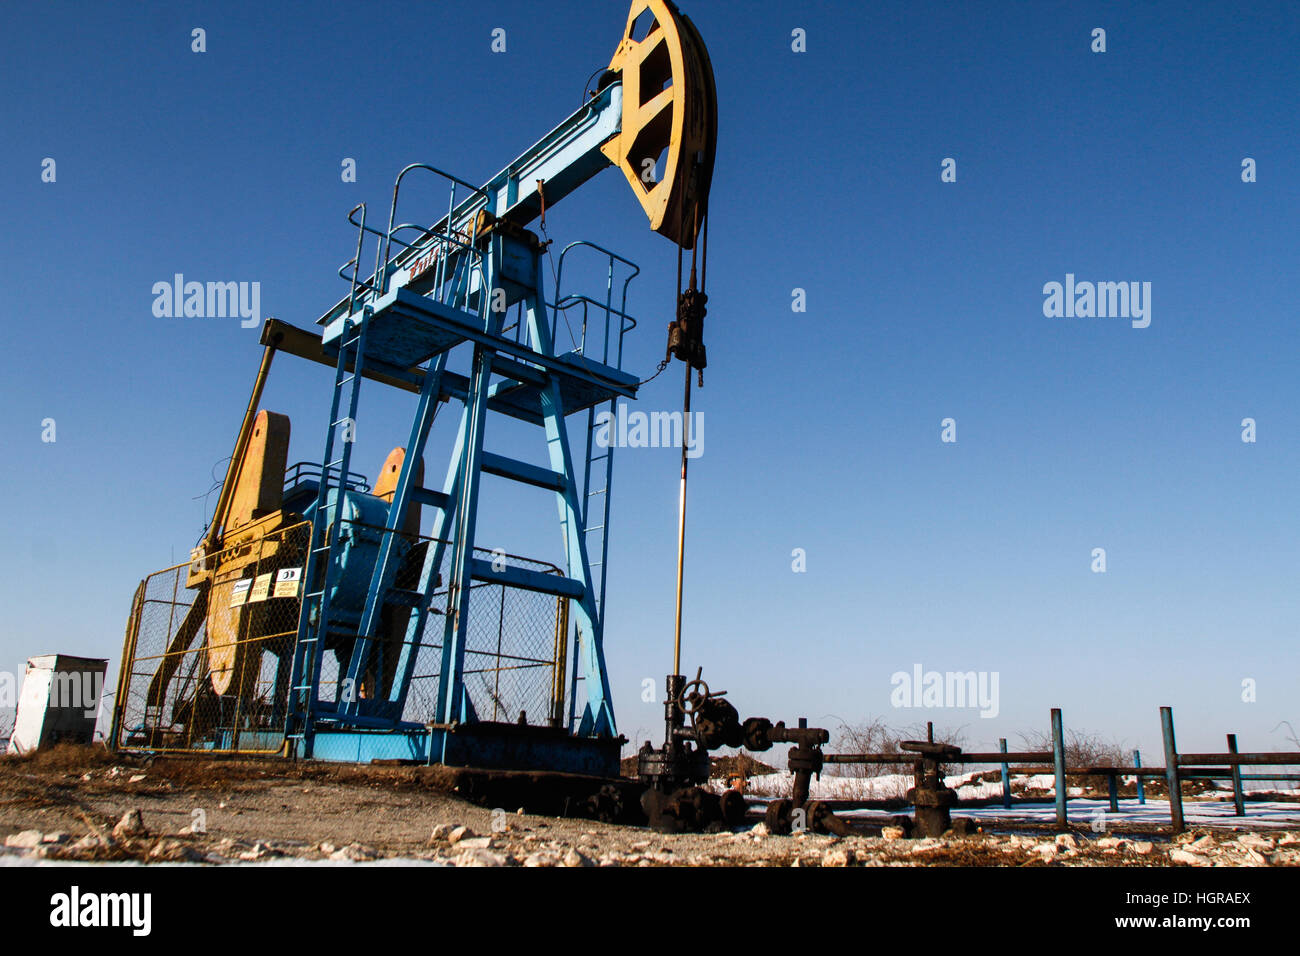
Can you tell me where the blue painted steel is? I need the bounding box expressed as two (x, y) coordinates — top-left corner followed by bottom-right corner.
(425, 230), (618, 737)
(314, 84), (625, 334)
(342, 349), (450, 721)
(308, 729), (429, 764)
(435, 243), (499, 726)
(287, 292), (376, 757)
(286, 156), (635, 770)
(1134, 749), (1145, 803)
(296, 726), (618, 775)
(553, 241), (640, 622)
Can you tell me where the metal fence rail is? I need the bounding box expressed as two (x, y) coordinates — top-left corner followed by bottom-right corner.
(822, 707), (1300, 833)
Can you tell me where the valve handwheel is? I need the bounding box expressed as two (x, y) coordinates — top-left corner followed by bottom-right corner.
(677, 676), (710, 717)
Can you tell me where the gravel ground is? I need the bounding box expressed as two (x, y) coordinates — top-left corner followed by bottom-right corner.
(2, 747), (1296, 867)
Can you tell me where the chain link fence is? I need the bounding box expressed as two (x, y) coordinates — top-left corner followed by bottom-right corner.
(114, 516), (572, 754)
(363, 521), (571, 728)
(112, 521), (311, 754)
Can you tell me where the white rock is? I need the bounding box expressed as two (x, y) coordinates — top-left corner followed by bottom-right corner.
(1055, 833), (1077, 848)
(237, 842), (276, 861)
(563, 848), (593, 868)
(447, 825), (474, 844)
(330, 843), (378, 862)
(112, 809), (148, 839)
(457, 836), (493, 850)
(457, 848), (508, 867)
(881, 826), (906, 841)
(1237, 833), (1274, 850)
(1169, 848), (1206, 866)
(144, 839), (196, 862)
(823, 846), (854, 867)
(4, 830), (44, 849)
(1130, 841), (1154, 855)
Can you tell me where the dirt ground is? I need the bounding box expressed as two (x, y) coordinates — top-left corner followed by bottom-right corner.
(1, 746), (1295, 867)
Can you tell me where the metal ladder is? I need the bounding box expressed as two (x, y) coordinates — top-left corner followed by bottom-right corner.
(581, 398), (617, 618)
(286, 206), (377, 754)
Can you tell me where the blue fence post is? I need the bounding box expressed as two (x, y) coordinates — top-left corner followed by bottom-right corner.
(1051, 708), (1067, 828)
(1160, 706), (1184, 833)
(1107, 772), (1119, 813)
(1227, 733), (1245, 817)
(1134, 749), (1146, 805)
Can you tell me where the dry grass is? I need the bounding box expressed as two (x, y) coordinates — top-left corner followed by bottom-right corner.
(1017, 728), (1129, 792)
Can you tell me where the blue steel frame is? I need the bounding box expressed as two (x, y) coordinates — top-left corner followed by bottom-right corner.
(285, 138), (640, 769)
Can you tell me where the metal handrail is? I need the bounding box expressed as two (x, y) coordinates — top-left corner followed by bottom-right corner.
(552, 241), (641, 369)
(283, 461), (371, 494)
(338, 170), (493, 320)
(382, 164), (491, 303)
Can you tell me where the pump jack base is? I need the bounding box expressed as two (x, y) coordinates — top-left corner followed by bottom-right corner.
(296, 722), (623, 779)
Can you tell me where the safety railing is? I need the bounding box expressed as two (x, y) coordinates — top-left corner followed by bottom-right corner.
(338, 166), (492, 326)
(282, 461), (370, 496)
(335, 184), (641, 381)
(551, 240), (640, 370)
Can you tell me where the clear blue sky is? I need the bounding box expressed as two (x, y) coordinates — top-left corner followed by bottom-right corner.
(3, 0), (1298, 761)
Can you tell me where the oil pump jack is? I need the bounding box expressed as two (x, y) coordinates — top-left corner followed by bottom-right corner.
(112, 0), (725, 782)
(111, 0), (851, 836)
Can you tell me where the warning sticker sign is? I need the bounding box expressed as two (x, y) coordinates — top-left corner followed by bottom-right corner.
(229, 579), (252, 608)
(274, 566), (303, 599)
(249, 572), (273, 604)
